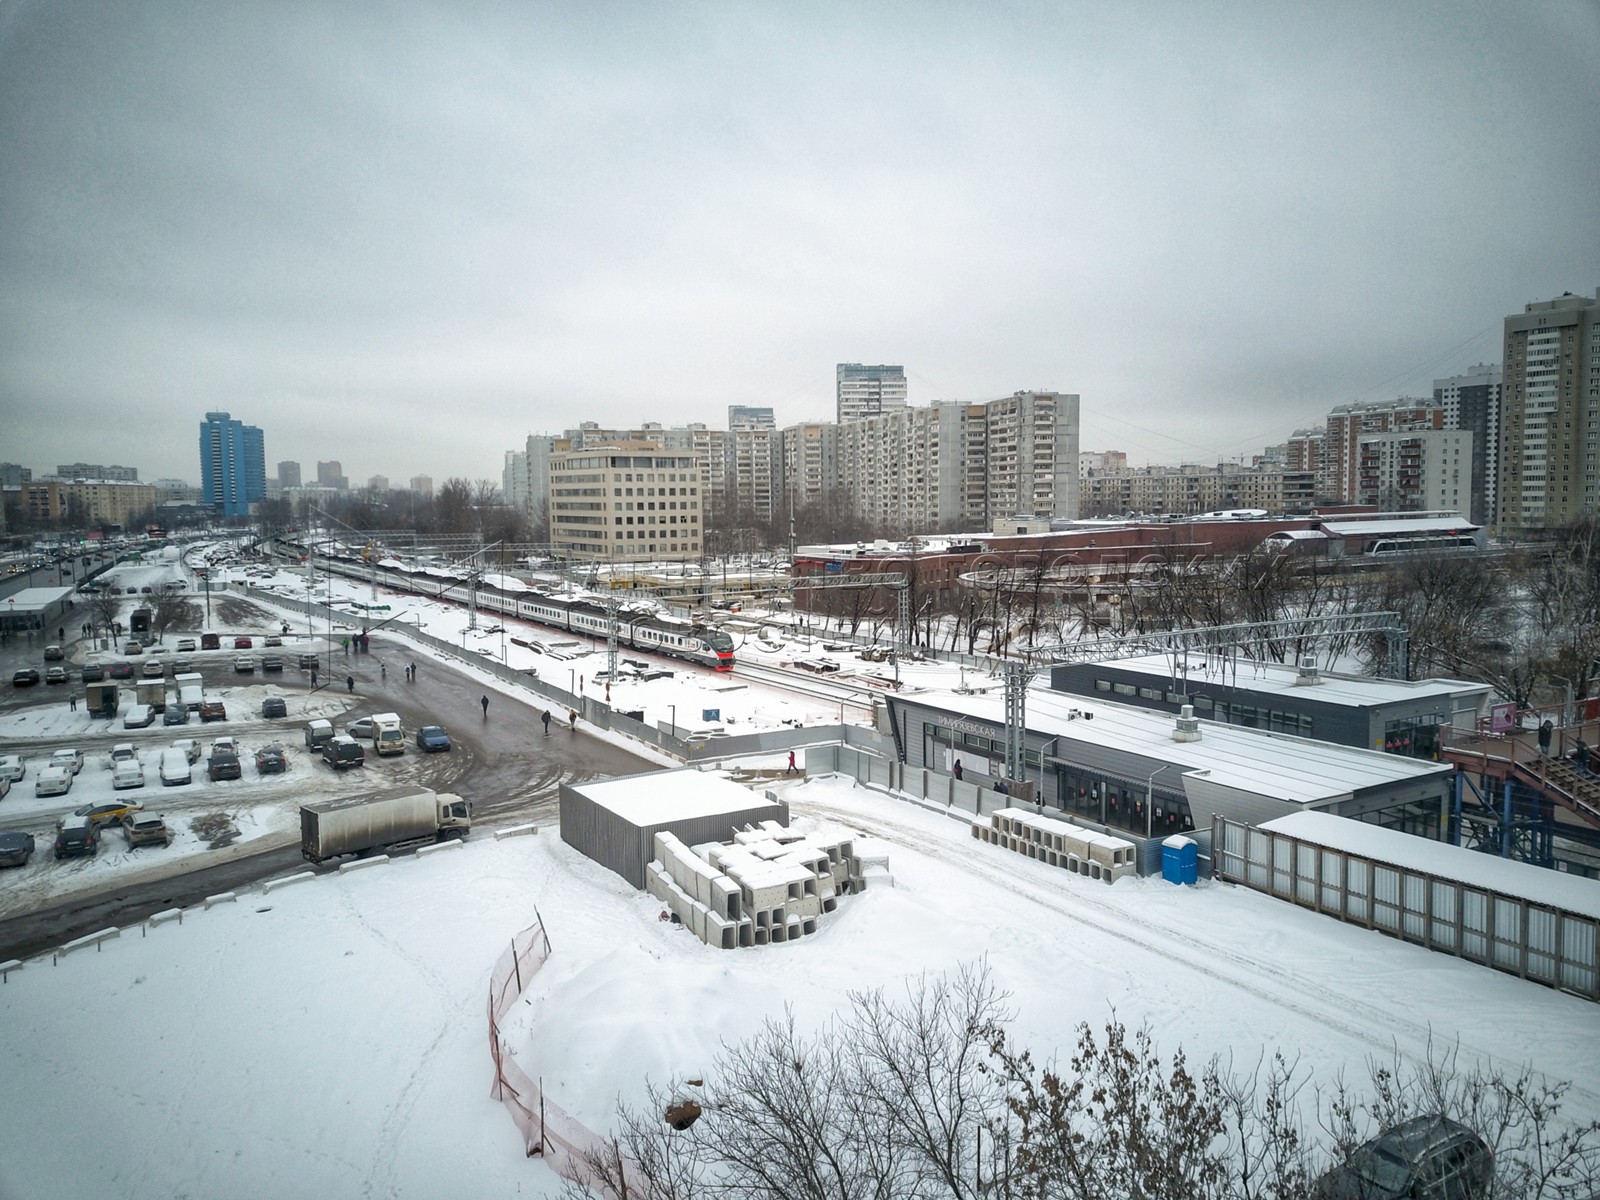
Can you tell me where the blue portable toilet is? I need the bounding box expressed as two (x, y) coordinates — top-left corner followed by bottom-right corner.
(1161, 835), (1198, 885)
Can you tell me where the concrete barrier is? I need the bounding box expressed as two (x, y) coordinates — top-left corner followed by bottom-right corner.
(416, 840), (465, 858)
(339, 855), (391, 873)
(262, 871), (316, 893)
(493, 823), (540, 840)
(59, 927), (120, 957)
(0, 959), (21, 981)
(203, 892), (237, 909)
(146, 909), (184, 929)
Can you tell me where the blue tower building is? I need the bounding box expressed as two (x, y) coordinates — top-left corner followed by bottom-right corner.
(199, 411), (267, 519)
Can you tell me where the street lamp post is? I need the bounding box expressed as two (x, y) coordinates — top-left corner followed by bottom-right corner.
(669, 704), (676, 736)
(1146, 765), (1175, 839)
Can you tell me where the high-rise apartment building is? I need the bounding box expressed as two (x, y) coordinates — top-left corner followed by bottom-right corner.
(728, 405), (775, 430)
(1433, 365), (1500, 526)
(1498, 290), (1600, 536)
(198, 412), (266, 520)
(836, 363), (908, 424)
(1357, 430), (1474, 515)
(277, 461), (302, 489)
(547, 445), (704, 562)
(503, 435), (555, 521)
(367, 475), (389, 493)
(1322, 399), (1443, 502)
(982, 391), (1080, 523)
(409, 475), (433, 498)
(316, 460), (348, 490)
(1079, 450), (1128, 478)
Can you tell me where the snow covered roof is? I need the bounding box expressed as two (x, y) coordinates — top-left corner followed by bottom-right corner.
(1258, 811), (1600, 921)
(1263, 529), (1329, 541)
(899, 685), (1452, 805)
(1, 586), (73, 612)
(1319, 516), (1478, 537)
(1074, 653), (1490, 710)
(576, 768), (780, 825)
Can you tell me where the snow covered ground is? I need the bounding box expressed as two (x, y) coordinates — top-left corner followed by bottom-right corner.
(0, 773), (1595, 1200)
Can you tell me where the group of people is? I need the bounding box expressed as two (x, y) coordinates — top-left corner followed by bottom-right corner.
(537, 708), (578, 732)
(1537, 717), (1591, 774)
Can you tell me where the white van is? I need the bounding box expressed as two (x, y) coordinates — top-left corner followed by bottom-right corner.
(159, 747), (192, 786)
(372, 712), (404, 756)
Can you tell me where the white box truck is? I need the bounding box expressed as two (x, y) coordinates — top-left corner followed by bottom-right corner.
(299, 788), (470, 863)
(371, 712), (404, 756)
(175, 672), (204, 712)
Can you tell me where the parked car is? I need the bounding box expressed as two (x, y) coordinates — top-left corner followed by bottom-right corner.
(0, 754), (23, 782)
(123, 703), (156, 729)
(415, 725), (453, 752)
(12, 669), (40, 687)
(198, 698), (227, 722)
(234, 636), (253, 649)
(141, 659), (166, 678)
(108, 662), (136, 680)
(210, 736), (238, 757)
(80, 663), (105, 682)
(170, 656), (193, 672)
(176, 637), (197, 652)
(298, 652), (320, 669)
(112, 759), (146, 790)
(35, 765), (73, 797)
(123, 641), (143, 656)
(200, 633), (221, 650)
(321, 735), (366, 771)
(0, 775), (8, 800)
(264, 634), (283, 647)
(50, 749), (85, 775)
(53, 816), (97, 859)
(42, 644), (65, 661)
(109, 743), (137, 765)
(1315, 1115), (1493, 1200)
(345, 716), (375, 740)
(74, 799), (142, 827)
(261, 697), (287, 719)
(159, 749), (193, 787)
(163, 705), (190, 726)
(207, 751), (242, 781)
(303, 719), (334, 751)
(261, 654), (284, 673)
(234, 655), (255, 673)
(255, 746), (287, 774)
(123, 812), (172, 848)
(169, 738), (202, 764)
(0, 831), (35, 868)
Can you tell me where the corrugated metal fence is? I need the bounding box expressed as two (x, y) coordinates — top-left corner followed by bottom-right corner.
(1210, 815), (1599, 1002)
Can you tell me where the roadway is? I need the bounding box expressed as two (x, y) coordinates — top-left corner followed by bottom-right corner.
(0, 588), (657, 960)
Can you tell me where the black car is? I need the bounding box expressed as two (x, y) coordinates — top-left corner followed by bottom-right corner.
(11, 669), (40, 687)
(255, 746), (287, 774)
(261, 655), (284, 673)
(207, 751), (242, 781)
(163, 706), (190, 726)
(108, 662), (136, 680)
(0, 831), (35, 868)
(1316, 1115), (1493, 1200)
(415, 725), (453, 752)
(53, 819), (98, 859)
(321, 735), (365, 770)
(80, 663), (106, 682)
(261, 697), (287, 719)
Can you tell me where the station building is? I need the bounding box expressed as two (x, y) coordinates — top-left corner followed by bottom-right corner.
(884, 685), (1456, 842)
(1048, 654), (1491, 760)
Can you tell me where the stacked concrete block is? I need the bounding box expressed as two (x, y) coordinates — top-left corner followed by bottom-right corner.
(645, 824), (874, 950)
(971, 807), (1137, 883)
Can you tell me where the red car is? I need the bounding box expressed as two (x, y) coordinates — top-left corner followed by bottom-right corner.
(234, 636), (253, 649)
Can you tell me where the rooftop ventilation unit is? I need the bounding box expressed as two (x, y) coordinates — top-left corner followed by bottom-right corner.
(1172, 704), (1202, 743)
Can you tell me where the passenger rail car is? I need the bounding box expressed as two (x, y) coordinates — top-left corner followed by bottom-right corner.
(274, 539), (735, 670)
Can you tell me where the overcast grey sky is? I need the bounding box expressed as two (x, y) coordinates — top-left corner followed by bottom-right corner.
(2, 1), (1596, 487)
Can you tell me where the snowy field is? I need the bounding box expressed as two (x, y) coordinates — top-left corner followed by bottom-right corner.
(0, 774), (1595, 1200)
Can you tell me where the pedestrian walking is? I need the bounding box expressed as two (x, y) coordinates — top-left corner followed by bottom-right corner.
(346, 674), (355, 693)
(568, 708), (577, 730)
(380, 663), (387, 682)
(69, 694), (77, 712)
(310, 667), (318, 687)
(342, 636), (350, 656)
(541, 710), (551, 735)
(1576, 738), (1591, 776)
(481, 694), (490, 718)
(408, 662), (416, 682)
(1538, 718), (1554, 757)
(787, 750), (797, 774)
(953, 759), (963, 782)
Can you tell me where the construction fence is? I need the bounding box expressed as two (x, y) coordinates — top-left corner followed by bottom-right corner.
(487, 913), (636, 1191)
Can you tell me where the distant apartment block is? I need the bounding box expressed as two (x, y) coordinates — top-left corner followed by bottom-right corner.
(547, 445), (704, 562)
(1322, 399), (1443, 503)
(277, 461), (302, 489)
(1079, 450), (1128, 477)
(0, 463), (33, 488)
(1498, 289), (1600, 536)
(836, 363), (908, 424)
(18, 480), (157, 527)
(54, 463), (138, 481)
(1433, 365), (1500, 526)
(727, 405), (775, 430)
(1357, 429), (1474, 515)
(367, 475), (389, 493)
(409, 475), (433, 498)
(198, 411), (266, 520)
(1080, 464), (1316, 518)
